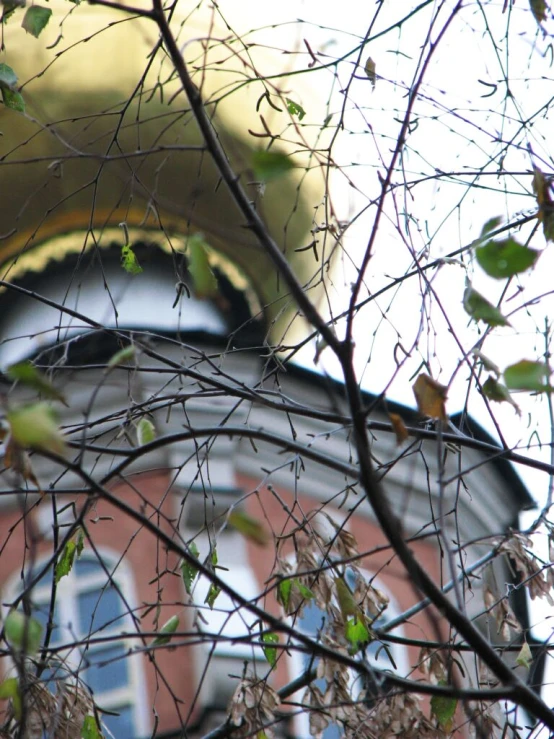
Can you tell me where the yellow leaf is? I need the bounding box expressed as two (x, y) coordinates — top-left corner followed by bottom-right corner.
(152, 615), (180, 646)
(388, 413), (408, 445)
(364, 57), (377, 89)
(136, 418), (156, 446)
(228, 510), (269, 547)
(335, 576), (366, 626)
(4, 436), (43, 495)
(187, 234), (218, 299)
(7, 361), (67, 405)
(412, 374), (448, 420)
(515, 641), (533, 669)
(7, 403), (66, 456)
(532, 166), (554, 241)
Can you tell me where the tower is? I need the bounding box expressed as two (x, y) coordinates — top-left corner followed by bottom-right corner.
(0, 3), (536, 738)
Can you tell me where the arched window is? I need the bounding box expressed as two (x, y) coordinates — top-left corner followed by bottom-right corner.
(5, 551), (149, 739)
(294, 567), (408, 739)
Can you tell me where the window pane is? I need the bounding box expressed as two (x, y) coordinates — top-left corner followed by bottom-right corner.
(73, 558), (105, 578)
(299, 600), (327, 641)
(28, 565), (54, 588)
(297, 569), (404, 739)
(39, 660), (68, 694)
(82, 644), (129, 694)
(32, 601), (62, 646)
(366, 635), (396, 670)
(78, 586), (123, 635)
(101, 704), (135, 739)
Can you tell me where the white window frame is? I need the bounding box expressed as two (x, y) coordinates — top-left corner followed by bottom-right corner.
(289, 566), (409, 739)
(4, 548), (150, 739)
(177, 489), (267, 709)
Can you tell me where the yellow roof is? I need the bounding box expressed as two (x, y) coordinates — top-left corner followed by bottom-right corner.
(0, 1), (328, 337)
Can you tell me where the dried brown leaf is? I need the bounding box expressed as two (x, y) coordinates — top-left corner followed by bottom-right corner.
(4, 436), (43, 495)
(412, 374), (448, 420)
(389, 412), (409, 445)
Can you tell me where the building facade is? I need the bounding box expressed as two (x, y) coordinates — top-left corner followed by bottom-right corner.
(0, 3), (537, 737)
(0, 250), (533, 736)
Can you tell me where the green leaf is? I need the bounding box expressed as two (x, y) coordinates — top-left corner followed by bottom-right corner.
(480, 216), (502, 238)
(335, 577), (369, 653)
(296, 581), (314, 601)
(475, 237), (539, 279)
(482, 377), (520, 415)
(472, 349), (500, 376)
(504, 360), (551, 392)
(0, 63), (17, 88)
(261, 631), (279, 667)
(121, 244), (142, 275)
(285, 98), (305, 120)
(205, 548), (222, 609)
(4, 611), (43, 655)
(345, 616), (370, 655)
(228, 510), (269, 547)
(56, 540), (76, 583)
(187, 234), (218, 299)
(55, 530), (84, 584)
(335, 576), (359, 619)
(152, 614), (180, 646)
(251, 149), (295, 182)
(515, 641), (533, 669)
(22, 6), (52, 37)
(335, 576), (366, 627)
(463, 285), (510, 327)
(107, 345), (136, 368)
(0, 677), (21, 720)
(0, 64), (24, 113)
(7, 361), (67, 404)
(430, 682), (457, 731)
(81, 714), (102, 739)
(277, 578), (292, 609)
(1, 87), (25, 113)
(136, 418), (156, 446)
(7, 403), (67, 455)
(1, 4), (19, 22)
(205, 582), (221, 609)
(76, 527), (85, 555)
(276, 577), (314, 612)
(181, 541), (200, 595)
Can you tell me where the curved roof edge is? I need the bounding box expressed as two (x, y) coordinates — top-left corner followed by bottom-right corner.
(282, 362), (535, 513)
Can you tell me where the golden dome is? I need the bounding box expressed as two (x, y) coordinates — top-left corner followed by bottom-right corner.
(0, 1), (327, 338)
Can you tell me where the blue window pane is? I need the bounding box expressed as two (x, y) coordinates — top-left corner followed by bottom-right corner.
(32, 602), (62, 646)
(101, 704), (135, 739)
(300, 600), (327, 639)
(83, 644), (129, 694)
(366, 637), (395, 669)
(78, 586), (123, 634)
(39, 661), (67, 694)
(73, 559), (104, 577)
(298, 570), (399, 739)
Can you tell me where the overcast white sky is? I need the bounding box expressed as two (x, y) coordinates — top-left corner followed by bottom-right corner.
(221, 0), (554, 723)
(215, 0), (554, 722)
(263, 0), (554, 506)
